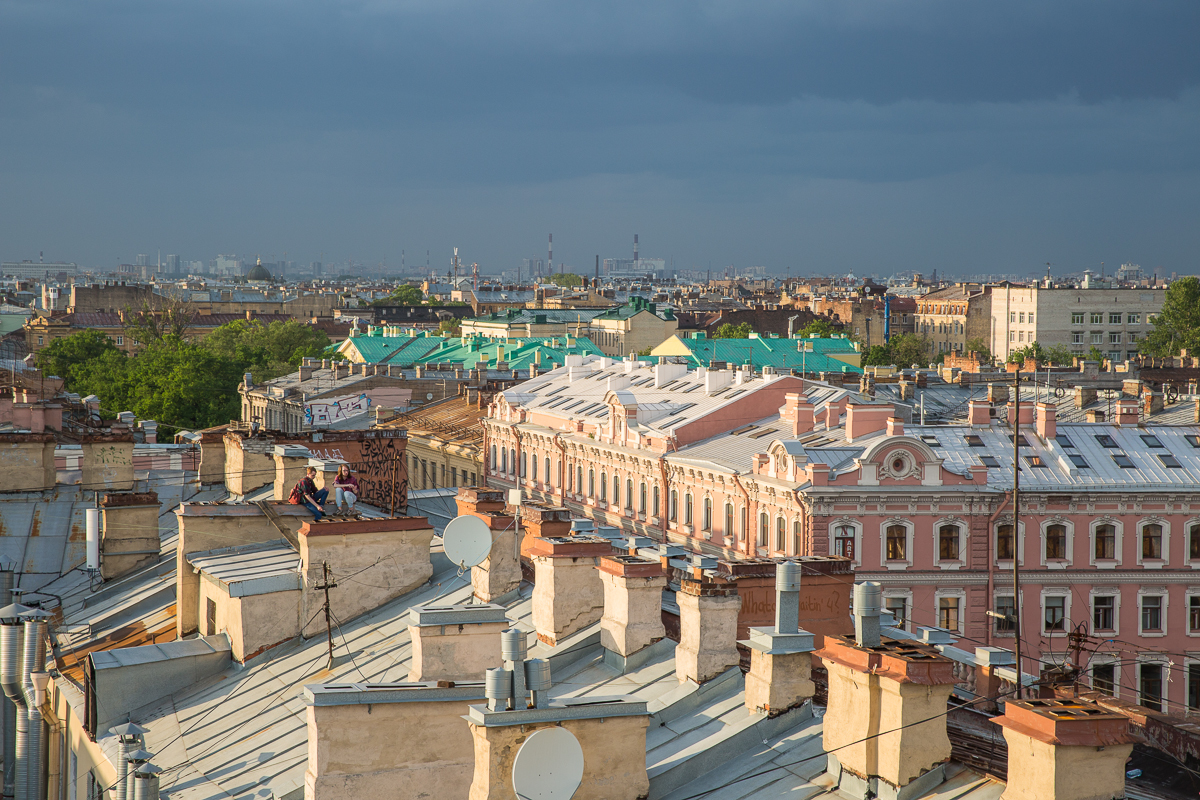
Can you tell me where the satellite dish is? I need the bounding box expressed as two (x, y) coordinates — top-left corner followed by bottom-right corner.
(442, 515), (493, 569)
(512, 727), (584, 800)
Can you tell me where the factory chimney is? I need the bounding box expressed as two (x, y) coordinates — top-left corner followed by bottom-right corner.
(633, 234), (639, 266)
(548, 234), (552, 274)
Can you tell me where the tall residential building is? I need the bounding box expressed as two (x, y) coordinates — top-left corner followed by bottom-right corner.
(163, 254), (182, 274)
(913, 284), (990, 358)
(989, 284), (1166, 363)
(213, 254), (243, 277)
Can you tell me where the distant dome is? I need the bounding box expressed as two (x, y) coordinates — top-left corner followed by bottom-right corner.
(246, 263), (272, 282)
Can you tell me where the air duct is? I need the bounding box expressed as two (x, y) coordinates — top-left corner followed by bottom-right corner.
(21, 608), (51, 800)
(0, 568), (19, 800)
(1, 592), (30, 800)
(131, 763), (162, 800)
(109, 723), (149, 800)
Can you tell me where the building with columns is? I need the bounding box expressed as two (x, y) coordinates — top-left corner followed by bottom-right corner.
(484, 354), (1200, 716)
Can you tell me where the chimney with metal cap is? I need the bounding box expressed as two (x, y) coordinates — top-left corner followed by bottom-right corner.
(743, 561), (816, 716)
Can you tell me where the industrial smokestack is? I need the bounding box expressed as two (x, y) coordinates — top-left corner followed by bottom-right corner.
(548, 234), (552, 273)
(634, 234), (638, 265)
(595, 255), (599, 282)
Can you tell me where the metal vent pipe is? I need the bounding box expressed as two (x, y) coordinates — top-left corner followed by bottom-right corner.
(20, 611), (49, 800)
(131, 764), (161, 800)
(0, 595), (30, 800)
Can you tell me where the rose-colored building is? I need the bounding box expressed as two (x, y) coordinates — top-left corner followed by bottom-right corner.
(484, 354), (1200, 716)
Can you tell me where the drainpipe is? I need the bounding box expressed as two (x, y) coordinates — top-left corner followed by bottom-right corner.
(658, 456), (670, 543)
(20, 609), (51, 800)
(25, 674), (47, 800)
(985, 491), (1013, 646)
(793, 488), (809, 555)
(0, 591), (30, 800)
(553, 434), (567, 506)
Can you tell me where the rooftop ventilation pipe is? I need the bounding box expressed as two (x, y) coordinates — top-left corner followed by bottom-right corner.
(21, 608), (51, 800)
(125, 749), (153, 799)
(0, 589), (30, 800)
(853, 582), (882, 648)
(109, 723), (150, 800)
(131, 763), (162, 800)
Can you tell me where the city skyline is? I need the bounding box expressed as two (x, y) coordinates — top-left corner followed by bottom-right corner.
(3, 2), (1198, 276)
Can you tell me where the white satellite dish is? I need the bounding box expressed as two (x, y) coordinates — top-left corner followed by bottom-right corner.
(512, 727), (584, 800)
(442, 514), (493, 569)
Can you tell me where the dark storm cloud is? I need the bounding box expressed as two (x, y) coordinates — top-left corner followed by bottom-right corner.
(1, 1), (1197, 275)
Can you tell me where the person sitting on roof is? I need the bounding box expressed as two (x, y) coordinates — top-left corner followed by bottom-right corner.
(333, 464), (359, 513)
(288, 466), (328, 521)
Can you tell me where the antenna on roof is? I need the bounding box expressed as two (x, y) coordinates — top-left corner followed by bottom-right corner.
(512, 725), (584, 800)
(441, 514), (493, 598)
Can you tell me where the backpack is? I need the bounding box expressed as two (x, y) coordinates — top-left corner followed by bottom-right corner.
(288, 482), (305, 505)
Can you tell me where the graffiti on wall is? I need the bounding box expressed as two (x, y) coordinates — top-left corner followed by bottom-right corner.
(305, 393), (372, 426)
(302, 431), (408, 512)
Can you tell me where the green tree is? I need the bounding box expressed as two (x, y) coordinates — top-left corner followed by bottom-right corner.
(373, 285), (424, 306)
(963, 337), (991, 363)
(122, 298), (197, 345)
(1141, 277), (1200, 357)
(72, 336), (243, 430)
(862, 344), (892, 367)
(202, 319), (331, 381)
(1042, 344), (1074, 365)
(712, 322), (754, 339)
(35, 329), (120, 387)
(887, 334), (929, 368)
(1087, 346), (1107, 363)
(546, 273), (583, 288)
(796, 318), (838, 338)
(1007, 342), (1046, 364)
(436, 318), (462, 336)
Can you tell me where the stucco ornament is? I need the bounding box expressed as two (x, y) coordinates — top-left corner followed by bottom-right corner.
(880, 448), (921, 481)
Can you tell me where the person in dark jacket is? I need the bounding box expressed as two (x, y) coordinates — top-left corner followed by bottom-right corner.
(289, 466), (329, 520)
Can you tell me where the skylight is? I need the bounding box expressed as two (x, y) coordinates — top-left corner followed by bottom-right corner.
(1068, 454), (1089, 468)
(980, 456), (1000, 468)
(1055, 434), (1074, 448)
(1140, 435), (1164, 448)
(1095, 435), (1118, 448)
(1157, 454), (1182, 468)
(1111, 453), (1135, 468)
(964, 435), (984, 447)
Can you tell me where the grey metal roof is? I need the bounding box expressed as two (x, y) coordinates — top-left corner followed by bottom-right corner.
(187, 540), (302, 597)
(91, 635), (230, 671)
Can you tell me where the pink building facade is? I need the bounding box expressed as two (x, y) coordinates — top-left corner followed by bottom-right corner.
(484, 355), (1200, 716)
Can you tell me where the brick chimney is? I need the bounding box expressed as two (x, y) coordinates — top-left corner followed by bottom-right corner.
(100, 492), (161, 580)
(818, 582), (957, 799)
(1115, 397), (1139, 426)
(1074, 386), (1097, 408)
(991, 698), (1134, 800)
(780, 392), (815, 436)
(743, 562), (815, 716)
(675, 577), (741, 684)
(968, 399), (990, 426)
(529, 536), (613, 646)
(1035, 401), (1056, 441)
(987, 382), (1009, 405)
(598, 555), (666, 671)
(1144, 390), (1163, 417)
(407, 604), (509, 682)
(845, 404), (893, 441)
(516, 502), (572, 559)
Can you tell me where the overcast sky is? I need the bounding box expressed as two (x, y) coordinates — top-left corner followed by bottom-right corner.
(2, 1), (1197, 278)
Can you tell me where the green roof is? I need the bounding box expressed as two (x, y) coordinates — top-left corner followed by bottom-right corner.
(337, 328), (603, 369)
(667, 334), (862, 374)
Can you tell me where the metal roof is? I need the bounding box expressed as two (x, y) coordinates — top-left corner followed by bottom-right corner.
(187, 540), (302, 597)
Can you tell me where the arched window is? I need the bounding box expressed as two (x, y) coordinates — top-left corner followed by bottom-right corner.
(684, 493), (693, 526)
(1096, 523), (1116, 559)
(577, 466), (583, 493)
(556, 459), (562, 487)
(613, 475), (620, 505)
(509, 449), (516, 475)
(886, 525), (907, 561)
(1045, 524), (1067, 560)
(530, 454), (537, 482)
(740, 506), (748, 541)
(599, 472), (607, 502)
(626, 479), (633, 509)
(588, 469), (595, 497)
(653, 485), (660, 517)
(757, 512), (768, 547)
(793, 518), (802, 554)
(521, 452), (527, 479)
(669, 490), (678, 522)
(724, 503), (733, 536)
(776, 516), (786, 552)
(491, 445), (497, 470)
(939, 524), (961, 560)
(702, 497), (712, 531)
(639, 482), (647, 513)
(500, 448), (507, 474)
(996, 524), (1014, 560)
(545, 457), (551, 484)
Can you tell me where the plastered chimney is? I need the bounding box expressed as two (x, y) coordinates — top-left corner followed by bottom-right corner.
(1006, 399), (1035, 426)
(454, 488), (523, 603)
(817, 584), (957, 799)
(991, 698), (1133, 800)
(80, 433), (136, 492)
(1035, 401), (1056, 440)
(303, 681), (488, 800)
(407, 604), (509, 682)
(675, 576), (741, 684)
(743, 562), (815, 716)
(598, 555), (666, 671)
(273, 445), (313, 502)
(529, 535), (613, 646)
(1115, 397), (1139, 426)
(780, 393), (815, 436)
(100, 492), (161, 580)
(845, 404), (893, 441)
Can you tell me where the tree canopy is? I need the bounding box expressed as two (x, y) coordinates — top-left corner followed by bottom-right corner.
(202, 319), (331, 382)
(546, 273), (582, 288)
(1140, 277), (1200, 358)
(1006, 341), (1072, 365)
(861, 333), (928, 368)
(795, 318), (838, 338)
(712, 322), (754, 339)
(372, 285), (425, 306)
(35, 329), (120, 383)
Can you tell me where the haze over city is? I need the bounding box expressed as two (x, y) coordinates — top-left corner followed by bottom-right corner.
(3, 1), (1199, 277)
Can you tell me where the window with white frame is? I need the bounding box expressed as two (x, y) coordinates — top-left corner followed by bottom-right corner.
(833, 523), (857, 561)
(668, 489), (677, 521)
(1092, 593), (1117, 633)
(885, 523), (908, 562)
(775, 516), (786, 552)
(1189, 594), (1200, 635)
(599, 472), (607, 503)
(1139, 660), (1165, 712)
(1044, 522), (1069, 562)
(793, 518), (802, 554)
(530, 457), (538, 482)
(1140, 521), (1166, 564)
(937, 523), (962, 563)
(589, 469), (595, 497)
(702, 496), (711, 531)
(1043, 593), (1068, 634)
(639, 482), (646, 513)
(1188, 521), (1200, 564)
(1091, 658), (1118, 696)
(724, 503), (733, 536)
(936, 591), (964, 633)
(1188, 661), (1200, 711)
(684, 492), (693, 526)
(758, 512), (768, 548)
(993, 594), (1015, 636)
(1139, 592), (1166, 635)
(1093, 521), (1118, 563)
(884, 591), (911, 632)
(653, 485), (660, 517)
(626, 479), (633, 510)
